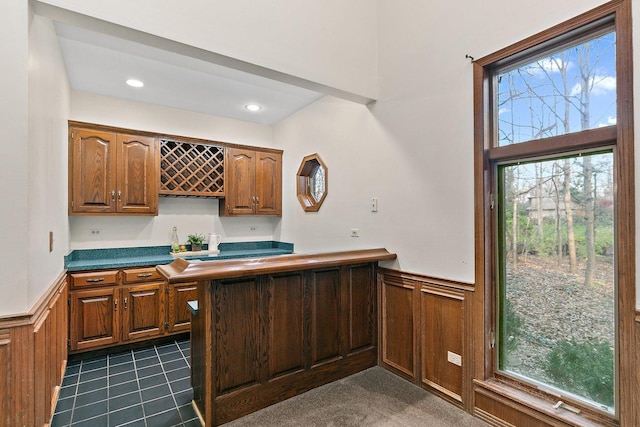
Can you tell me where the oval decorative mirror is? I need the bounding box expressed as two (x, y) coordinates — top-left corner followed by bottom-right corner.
(296, 153), (328, 212)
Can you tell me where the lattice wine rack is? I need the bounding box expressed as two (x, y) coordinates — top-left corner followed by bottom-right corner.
(160, 139), (225, 197)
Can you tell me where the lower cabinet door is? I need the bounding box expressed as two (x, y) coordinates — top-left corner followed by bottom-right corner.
(168, 282), (198, 333)
(70, 287), (120, 351)
(122, 283), (165, 341)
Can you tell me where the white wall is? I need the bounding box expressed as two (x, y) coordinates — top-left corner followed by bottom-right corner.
(38, 0), (378, 100)
(27, 13), (71, 309)
(69, 92), (280, 249)
(0, 0), (30, 314)
(276, 0), (624, 287)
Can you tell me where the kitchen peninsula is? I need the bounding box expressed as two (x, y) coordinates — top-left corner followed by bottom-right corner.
(158, 248), (396, 426)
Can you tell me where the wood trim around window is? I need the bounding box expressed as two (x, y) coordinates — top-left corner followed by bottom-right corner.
(473, 1), (635, 425)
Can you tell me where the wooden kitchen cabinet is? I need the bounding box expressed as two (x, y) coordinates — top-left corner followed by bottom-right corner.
(168, 282), (198, 333)
(68, 267), (196, 353)
(70, 286), (120, 352)
(220, 147), (282, 216)
(122, 283), (165, 342)
(69, 125), (159, 215)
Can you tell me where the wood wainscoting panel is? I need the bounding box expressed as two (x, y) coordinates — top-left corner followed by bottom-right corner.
(214, 277), (261, 395)
(347, 264), (376, 354)
(380, 274), (416, 380)
(310, 268), (342, 366)
(0, 329), (10, 426)
(268, 272), (305, 378)
(420, 285), (464, 402)
(0, 274), (68, 427)
(378, 268), (473, 408)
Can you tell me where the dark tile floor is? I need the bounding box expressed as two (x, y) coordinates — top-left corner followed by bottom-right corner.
(51, 339), (200, 427)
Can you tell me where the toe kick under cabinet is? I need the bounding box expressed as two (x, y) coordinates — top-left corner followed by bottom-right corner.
(68, 267), (197, 352)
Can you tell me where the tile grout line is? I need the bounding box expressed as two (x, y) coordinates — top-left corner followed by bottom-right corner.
(175, 340), (197, 425)
(132, 348), (150, 427)
(156, 342), (187, 425)
(66, 360), (81, 426)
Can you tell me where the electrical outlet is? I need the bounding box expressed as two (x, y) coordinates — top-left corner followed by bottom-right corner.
(250, 226), (257, 231)
(351, 229), (360, 237)
(89, 229), (101, 236)
(447, 351), (462, 366)
(371, 197), (378, 212)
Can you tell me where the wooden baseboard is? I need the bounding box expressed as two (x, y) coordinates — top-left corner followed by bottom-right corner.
(0, 273), (68, 426)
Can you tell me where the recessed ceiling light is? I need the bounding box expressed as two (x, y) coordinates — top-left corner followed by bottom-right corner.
(244, 104), (262, 112)
(126, 79), (144, 88)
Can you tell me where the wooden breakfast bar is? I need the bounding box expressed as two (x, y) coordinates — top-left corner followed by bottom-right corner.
(157, 248), (397, 426)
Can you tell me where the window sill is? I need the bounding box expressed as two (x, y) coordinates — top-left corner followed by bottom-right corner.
(473, 378), (617, 427)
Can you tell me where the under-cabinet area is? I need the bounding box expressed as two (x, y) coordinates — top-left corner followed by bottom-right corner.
(68, 121), (283, 217)
(68, 266), (197, 352)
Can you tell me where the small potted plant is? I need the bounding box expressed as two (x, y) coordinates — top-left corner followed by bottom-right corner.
(187, 233), (204, 252)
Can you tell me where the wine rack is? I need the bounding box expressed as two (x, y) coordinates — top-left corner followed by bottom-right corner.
(160, 139), (224, 197)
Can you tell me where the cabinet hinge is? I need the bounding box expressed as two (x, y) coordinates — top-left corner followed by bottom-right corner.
(68, 297), (71, 306)
(165, 286), (169, 294)
(489, 193), (495, 210)
(67, 339), (71, 349)
(490, 330), (496, 349)
(71, 200), (74, 208)
(164, 322), (169, 330)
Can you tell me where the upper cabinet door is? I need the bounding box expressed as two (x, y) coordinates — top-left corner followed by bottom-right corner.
(69, 126), (158, 216)
(117, 134), (158, 215)
(224, 148), (257, 215)
(255, 151), (282, 216)
(221, 147), (282, 216)
(70, 128), (118, 214)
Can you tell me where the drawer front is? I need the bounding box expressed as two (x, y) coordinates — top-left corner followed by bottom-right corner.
(70, 270), (119, 288)
(123, 267), (164, 284)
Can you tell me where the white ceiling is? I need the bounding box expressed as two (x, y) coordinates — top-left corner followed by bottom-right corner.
(54, 21), (325, 125)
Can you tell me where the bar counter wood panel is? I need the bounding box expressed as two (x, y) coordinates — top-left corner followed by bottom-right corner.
(158, 249), (395, 426)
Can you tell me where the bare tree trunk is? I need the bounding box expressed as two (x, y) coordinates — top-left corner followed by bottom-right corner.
(512, 191), (518, 269)
(557, 54), (578, 273)
(564, 159), (578, 273)
(552, 166), (562, 265)
(584, 157), (595, 286)
(536, 165), (543, 242)
(578, 45), (595, 287)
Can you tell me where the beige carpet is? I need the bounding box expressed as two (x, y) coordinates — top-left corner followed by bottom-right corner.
(223, 367), (488, 426)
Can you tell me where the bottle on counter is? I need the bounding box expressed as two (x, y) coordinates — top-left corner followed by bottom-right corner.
(171, 227), (180, 252)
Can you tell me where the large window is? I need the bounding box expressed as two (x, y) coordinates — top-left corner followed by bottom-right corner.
(498, 151), (615, 411)
(496, 28), (617, 413)
(474, 3), (635, 424)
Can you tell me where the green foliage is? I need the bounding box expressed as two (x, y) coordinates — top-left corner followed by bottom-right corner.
(187, 233), (204, 245)
(545, 339), (614, 407)
(595, 226), (614, 256)
(504, 299), (523, 353)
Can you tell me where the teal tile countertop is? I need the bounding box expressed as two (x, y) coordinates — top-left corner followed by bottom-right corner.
(64, 241), (294, 272)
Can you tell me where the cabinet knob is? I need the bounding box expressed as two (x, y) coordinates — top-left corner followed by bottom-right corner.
(124, 297), (128, 310)
(137, 273), (153, 278)
(114, 298), (118, 311)
(118, 191), (122, 201)
(111, 190), (116, 202)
